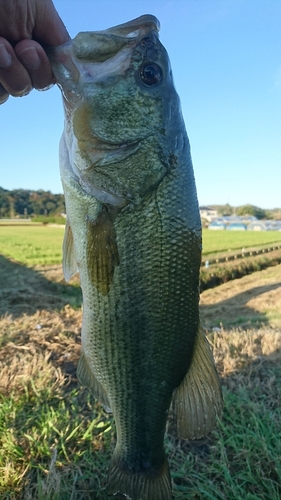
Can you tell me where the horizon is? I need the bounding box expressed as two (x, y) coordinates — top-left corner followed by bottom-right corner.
(1, 185), (281, 212)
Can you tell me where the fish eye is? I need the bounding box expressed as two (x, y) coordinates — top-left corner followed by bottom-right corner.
(140, 63), (162, 86)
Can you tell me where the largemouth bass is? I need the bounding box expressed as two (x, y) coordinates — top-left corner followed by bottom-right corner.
(49, 15), (222, 500)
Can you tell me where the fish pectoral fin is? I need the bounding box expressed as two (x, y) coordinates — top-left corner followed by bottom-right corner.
(62, 220), (78, 282)
(77, 351), (112, 411)
(173, 324), (223, 439)
(86, 206), (119, 296)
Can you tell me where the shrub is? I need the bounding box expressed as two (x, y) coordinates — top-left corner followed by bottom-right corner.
(32, 216), (66, 225)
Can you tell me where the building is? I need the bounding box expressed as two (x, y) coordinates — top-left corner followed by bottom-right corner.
(208, 216), (281, 231)
(199, 206), (218, 222)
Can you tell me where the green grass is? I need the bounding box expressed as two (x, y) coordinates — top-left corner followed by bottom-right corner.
(0, 226), (64, 265)
(0, 224), (281, 498)
(1, 226), (281, 266)
(200, 249), (281, 292)
(202, 229), (281, 256)
(0, 337), (280, 500)
(0, 383), (113, 499)
(31, 216), (66, 225)
(169, 388), (281, 499)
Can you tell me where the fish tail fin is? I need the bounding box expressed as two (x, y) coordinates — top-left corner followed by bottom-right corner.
(173, 323), (223, 439)
(107, 452), (172, 500)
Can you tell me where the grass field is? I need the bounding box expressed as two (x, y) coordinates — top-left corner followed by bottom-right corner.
(0, 226), (64, 265)
(0, 226), (281, 499)
(1, 225), (281, 266)
(202, 229), (281, 256)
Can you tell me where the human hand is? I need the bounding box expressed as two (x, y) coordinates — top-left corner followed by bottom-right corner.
(0, 0), (69, 104)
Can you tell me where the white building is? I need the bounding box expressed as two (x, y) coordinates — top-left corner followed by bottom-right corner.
(199, 206), (218, 222)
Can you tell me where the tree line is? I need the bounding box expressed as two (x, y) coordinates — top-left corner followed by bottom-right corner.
(213, 203), (281, 220)
(1, 187), (280, 221)
(0, 187), (65, 218)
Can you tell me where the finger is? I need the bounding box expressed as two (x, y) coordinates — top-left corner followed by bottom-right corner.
(0, 37), (32, 96)
(15, 40), (55, 90)
(33, 0), (70, 47)
(0, 83), (9, 104)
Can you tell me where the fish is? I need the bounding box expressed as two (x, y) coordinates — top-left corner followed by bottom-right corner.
(49, 15), (223, 500)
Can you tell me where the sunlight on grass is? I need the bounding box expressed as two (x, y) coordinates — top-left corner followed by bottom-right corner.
(202, 229), (281, 256)
(0, 314), (280, 499)
(1, 226), (281, 498)
(0, 226), (64, 265)
(1, 226), (281, 266)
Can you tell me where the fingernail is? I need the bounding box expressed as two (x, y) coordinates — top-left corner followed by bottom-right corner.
(14, 86), (31, 97)
(0, 44), (12, 68)
(17, 46), (41, 71)
(38, 83), (55, 92)
(0, 94), (9, 105)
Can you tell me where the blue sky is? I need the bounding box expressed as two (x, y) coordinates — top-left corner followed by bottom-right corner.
(1, 0), (280, 209)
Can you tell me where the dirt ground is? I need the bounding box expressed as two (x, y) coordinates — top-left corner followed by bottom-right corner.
(0, 255), (82, 387)
(1, 253), (281, 332)
(1, 255), (280, 386)
(1, 254), (281, 500)
(200, 264), (281, 330)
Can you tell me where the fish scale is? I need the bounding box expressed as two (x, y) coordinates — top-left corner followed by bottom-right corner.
(82, 188), (200, 474)
(49, 14), (223, 500)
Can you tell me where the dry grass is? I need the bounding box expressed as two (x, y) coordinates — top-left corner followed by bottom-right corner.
(0, 256), (281, 499)
(200, 263), (281, 330)
(0, 306), (81, 395)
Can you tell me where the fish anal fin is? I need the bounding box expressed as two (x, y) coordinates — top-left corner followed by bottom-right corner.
(86, 206), (119, 296)
(77, 351), (111, 411)
(107, 453), (172, 500)
(62, 220), (78, 282)
(173, 324), (223, 439)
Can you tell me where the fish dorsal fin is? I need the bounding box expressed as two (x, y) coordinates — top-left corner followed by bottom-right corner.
(62, 220), (78, 282)
(77, 351), (112, 411)
(173, 324), (223, 439)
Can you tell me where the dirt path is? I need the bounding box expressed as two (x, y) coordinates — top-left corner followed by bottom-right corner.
(1, 253), (280, 331)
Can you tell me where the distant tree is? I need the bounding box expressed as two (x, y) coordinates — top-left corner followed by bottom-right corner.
(7, 195), (15, 218)
(0, 187), (9, 217)
(272, 210), (281, 220)
(12, 189), (33, 215)
(46, 201), (57, 214)
(216, 204), (234, 216)
(0, 187), (65, 217)
(264, 210), (272, 220)
(236, 204), (267, 220)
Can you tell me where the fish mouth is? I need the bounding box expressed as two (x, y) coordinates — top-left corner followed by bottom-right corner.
(72, 15), (160, 63)
(49, 15), (160, 92)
